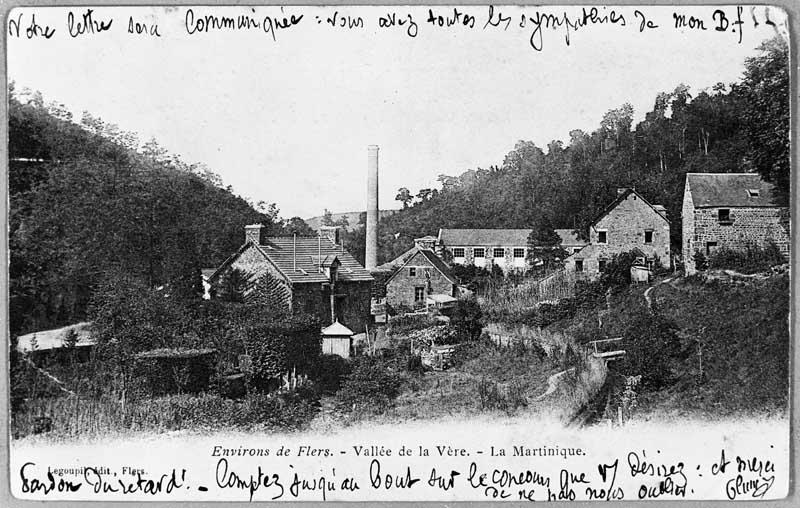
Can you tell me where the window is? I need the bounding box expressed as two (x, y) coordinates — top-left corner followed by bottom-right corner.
(452, 248), (465, 258)
(644, 230), (653, 244)
(513, 248), (525, 258)
(706, 241), (718, 255)
(598, 231), (607, 244)
(598, 260), (607, 273)
(409, 267), (416, 277)
(573, 247), (582, 254)
(747, 189), (760, 198)
(424, 268), (431, 278)
(575, 260), (584, 272)
(414, 286), (425, 303)
(473, 248), (485, 258)
(493, 248), (505, 258)
(718, 209), (731, 224)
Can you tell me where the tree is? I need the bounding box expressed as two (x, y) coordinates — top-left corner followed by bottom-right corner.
(739, 36), (790, 203)
(395, 187), (413, 208)
(526, 218), (567, 272)
(283, 217), (315, 236)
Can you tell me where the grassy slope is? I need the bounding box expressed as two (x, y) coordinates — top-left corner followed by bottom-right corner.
(640, 274), (790, 418)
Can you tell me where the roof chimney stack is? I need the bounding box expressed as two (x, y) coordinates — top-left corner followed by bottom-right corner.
(245, 224), (265, 245)
(365, 145), (379, 270)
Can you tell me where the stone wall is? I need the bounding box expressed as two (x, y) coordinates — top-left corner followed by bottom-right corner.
(386, 252), (454, 309)
(565, 192), (671, 279)
(590, 193), (671, 263)
(685, 206), (790, 274)
(682, 183), (696, 272)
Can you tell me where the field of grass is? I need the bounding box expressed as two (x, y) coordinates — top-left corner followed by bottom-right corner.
(639, 273), (790, 418)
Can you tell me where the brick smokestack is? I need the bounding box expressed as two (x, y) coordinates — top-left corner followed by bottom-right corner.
(365, 145), (379, 270)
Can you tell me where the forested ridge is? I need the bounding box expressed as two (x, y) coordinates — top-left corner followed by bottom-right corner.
(373, 38), (789, 264)
(8, 37), (788, 334)
(8, 84), (289, 335)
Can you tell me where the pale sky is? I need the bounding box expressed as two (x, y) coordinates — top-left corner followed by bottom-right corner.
(7, 5), (789, 218)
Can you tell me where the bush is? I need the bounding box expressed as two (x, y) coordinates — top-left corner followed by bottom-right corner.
(387, 313), (437, 335)
(310, 354), (351, 394)
(131, 348), (217, 397)
(477, 378), (528, 414)
(707, 242), (785, 274)
(600, 250), (640, 288)
(334, 357), (403, 415)
(693, 250), (708, 271)
(450, 297), (483, 341)
(617, 310), (682, 390)
(244, 314), (321, 391)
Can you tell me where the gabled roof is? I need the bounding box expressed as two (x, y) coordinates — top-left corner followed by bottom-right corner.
(381, 247), (457, 285)
(592, 188), (669, 226)
(686, 173), (782, 208)
(211, 236), (373, 285)
(554, 229), (588, 247)
(321, 320), (354, 336)
(438, 228), (532, 246)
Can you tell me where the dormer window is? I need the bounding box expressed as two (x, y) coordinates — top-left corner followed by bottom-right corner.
(747, 189), (760, 198)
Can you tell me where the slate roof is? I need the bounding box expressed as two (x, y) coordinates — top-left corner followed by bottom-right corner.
(686, 173), (782, 208)
(379, 247), (457, 285)
(212, 236), (373, 285)
(438, 228), (532, 246)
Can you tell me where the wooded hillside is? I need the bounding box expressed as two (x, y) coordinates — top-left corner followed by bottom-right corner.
(8, 85), (282, 334)
(373, 37), (789, 264)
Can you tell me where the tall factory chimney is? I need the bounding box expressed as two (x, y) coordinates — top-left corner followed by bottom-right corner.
(365, 145), (379, 270)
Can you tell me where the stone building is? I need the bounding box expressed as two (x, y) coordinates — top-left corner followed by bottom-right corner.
(564, 188), (671, 279)
(682, 173), (790, 274)
(209, 224), (373, 333)
(374, 237), (457, 311)
(436, 228), (586, 272)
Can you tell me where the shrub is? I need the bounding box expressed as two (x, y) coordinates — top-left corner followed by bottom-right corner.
(131, 348), (217, 397)
(450, 297), (483, 341)
(244, 314), (321, 391)
(707, 242), (785, 274)
(477, 378), (528, 415)
(334, 357), (403, 415)
(693, 250), (708, 271)
(600, 250), (640, 288)
(405, 354), (426, 375)
(310, 354), (351, 394)
(387, 313), (437, 335)
(617, 310), (682, 390)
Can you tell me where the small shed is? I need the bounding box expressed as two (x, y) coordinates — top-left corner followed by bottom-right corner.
(321, 320), (354, 358)
(426, 293), (457, 312)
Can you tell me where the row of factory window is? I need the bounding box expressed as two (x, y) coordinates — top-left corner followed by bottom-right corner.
(452, 247), (526, 259)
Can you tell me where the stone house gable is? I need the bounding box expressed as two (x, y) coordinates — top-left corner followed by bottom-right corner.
(385, 249), (455, 309)
(564, 189), (671, 278)
(211, 242), (293, 309)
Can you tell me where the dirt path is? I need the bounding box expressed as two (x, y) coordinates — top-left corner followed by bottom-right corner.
(533, 367), (576, 401)
(643, 277), (674, 312)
